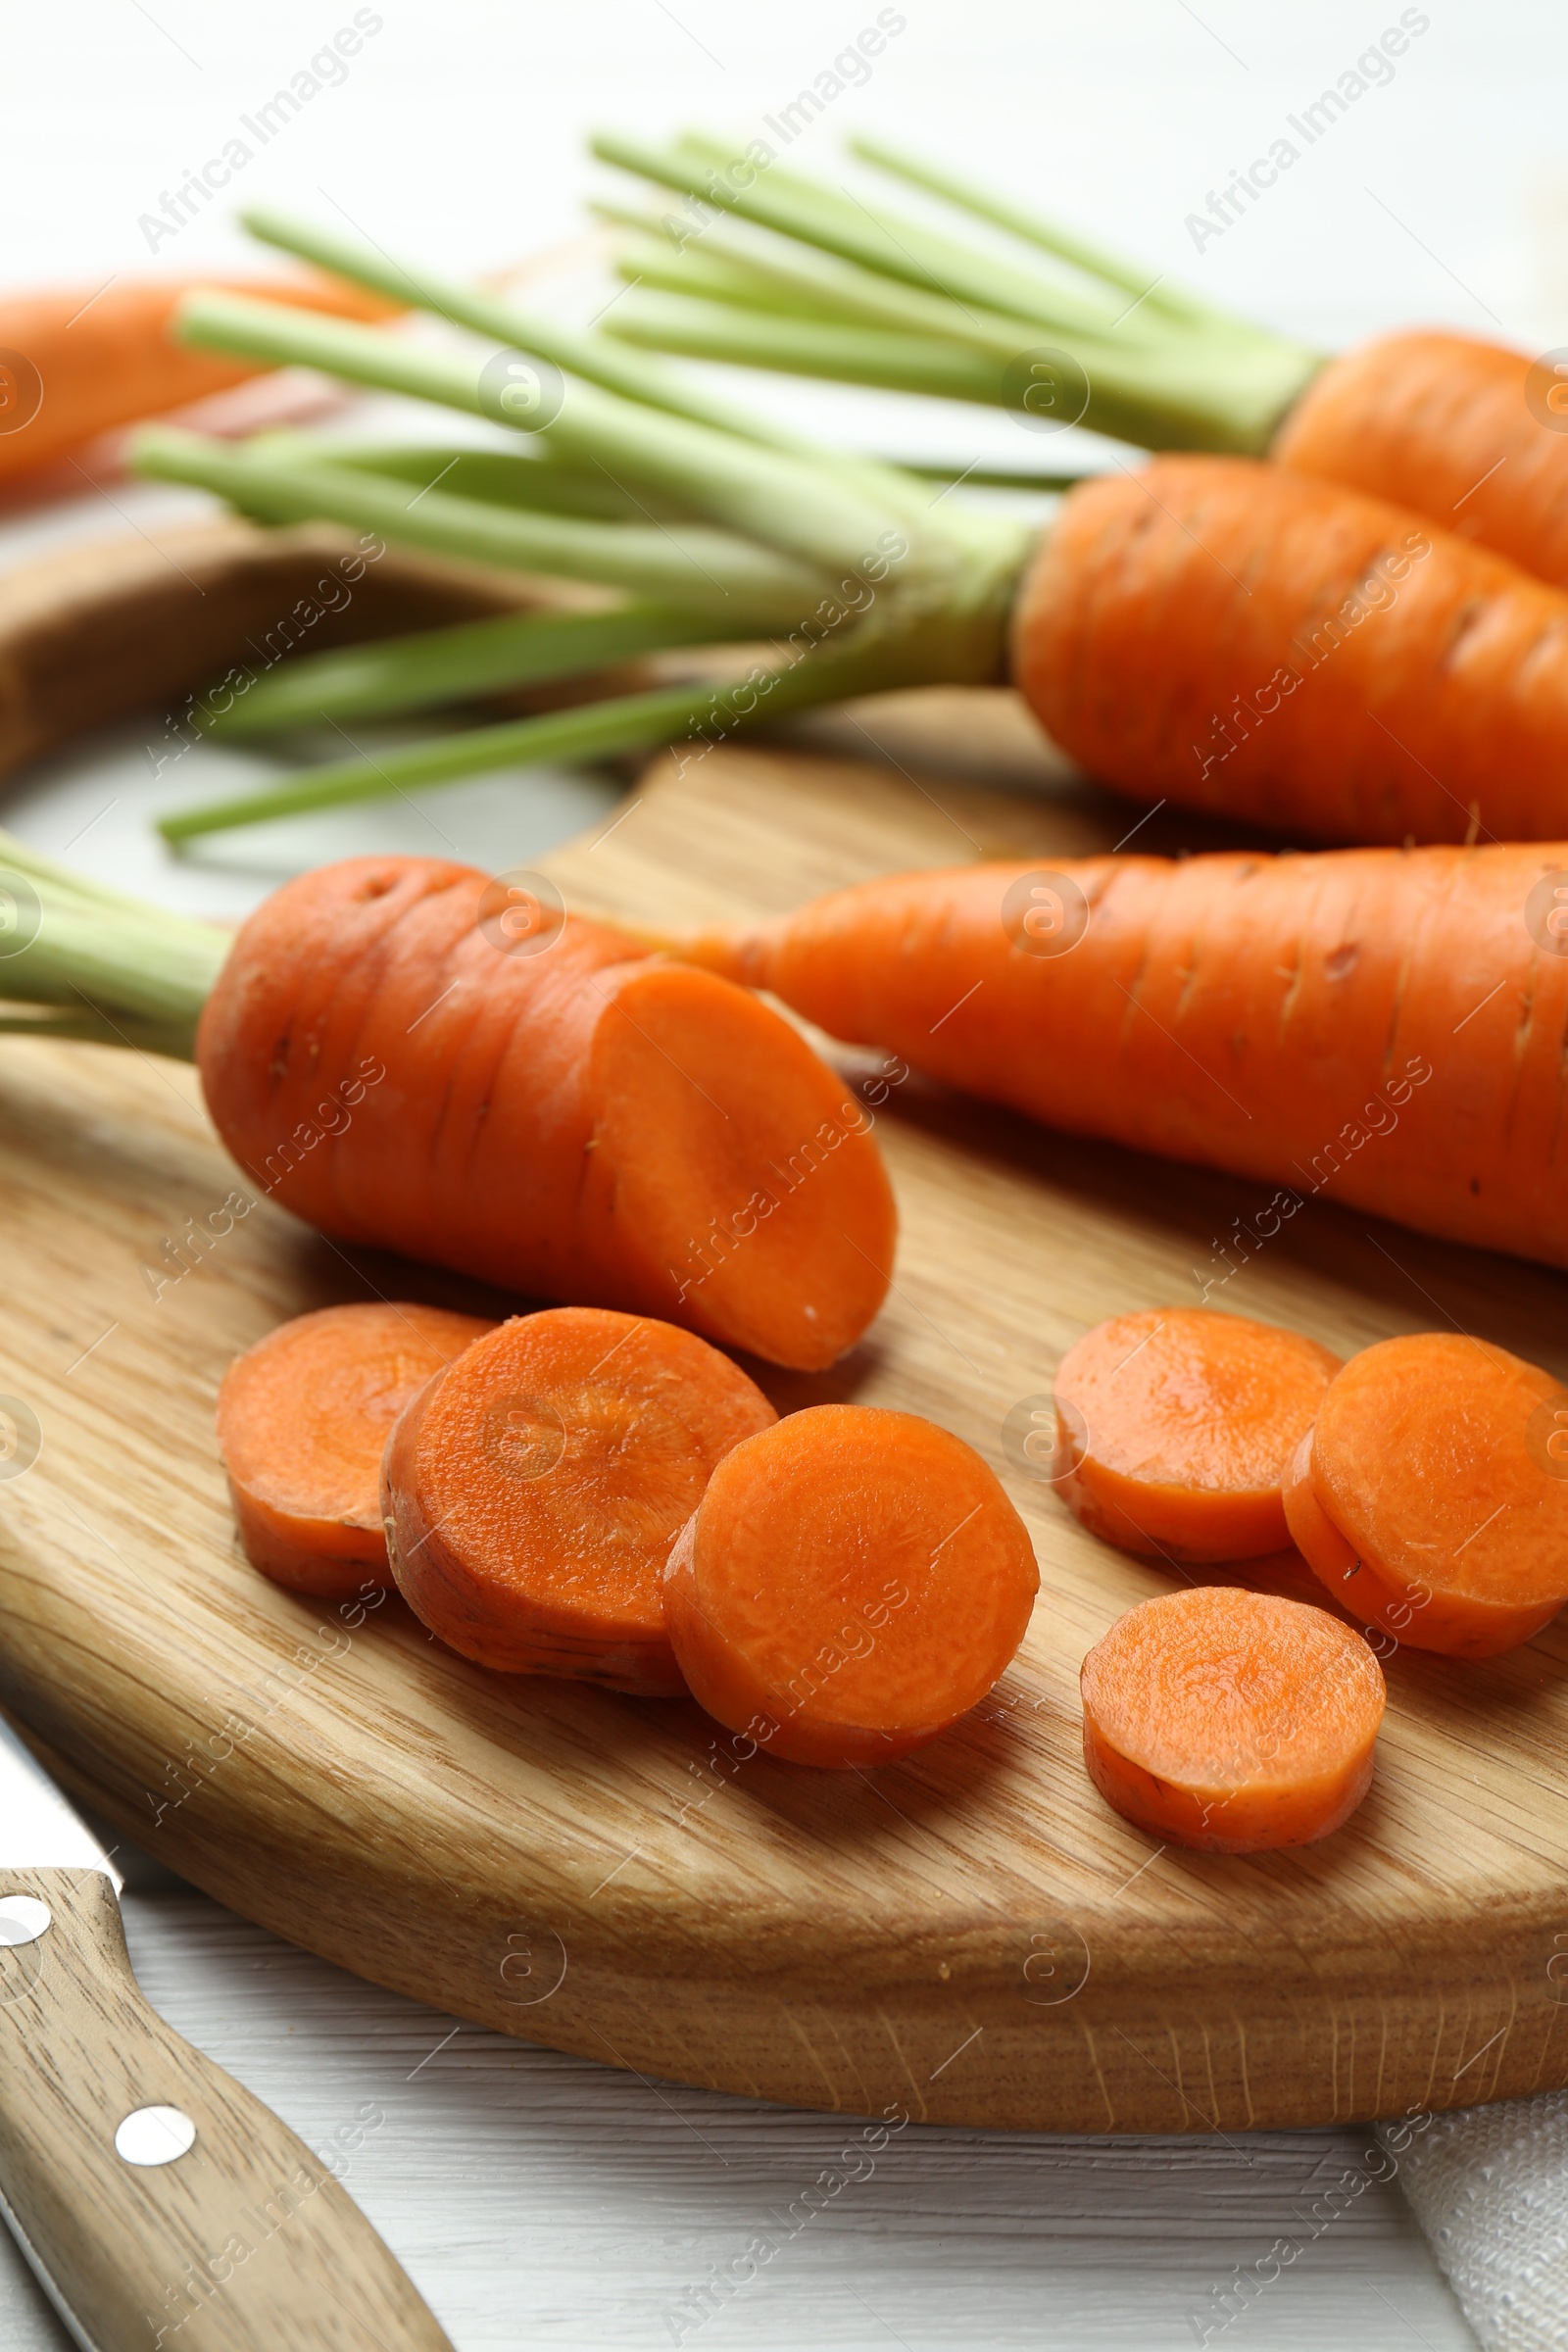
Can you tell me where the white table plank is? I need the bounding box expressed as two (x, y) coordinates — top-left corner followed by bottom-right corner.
(0, 1870), (1476, 2351)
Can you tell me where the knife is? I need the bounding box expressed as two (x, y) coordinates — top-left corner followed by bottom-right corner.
(0, 1714), (454, 2351)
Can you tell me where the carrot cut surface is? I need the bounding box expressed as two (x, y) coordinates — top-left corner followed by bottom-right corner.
(662, 1403), (1039, 1767)
(382, 1306), (775, 1694)
(1080, 1587), (1385, 1853)
(217, 1301), (491, 1597)
(197, 856), (895, 1372)
(1284, 1334), (1568, 1658)
(1053, 1307), (1341, 1561)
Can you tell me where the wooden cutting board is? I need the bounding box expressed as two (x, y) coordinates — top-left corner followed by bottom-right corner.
(2, 526), (1567, 2138)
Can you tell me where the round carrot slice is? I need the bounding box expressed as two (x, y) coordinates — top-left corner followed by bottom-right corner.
(218, 1301), (492, 1598)
(1080, 1587), (1386, 1853)
(1284, 1333), (1568, 1657)
(382, 1306), (775, 1694)
(1053, 1307), (1342, 1561)
(662, 1403), (1040, 1767)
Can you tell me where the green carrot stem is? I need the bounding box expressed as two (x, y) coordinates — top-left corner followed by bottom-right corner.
(166, 290), (914, 580)
(608, 292), (1010, 402)
(0, 828), (227, 1056)
(848, 132), (1244, 332)
(307, 441), (685, 523)
(133, 425), (832, 620)
(606, 291), (1318, 457)
(240, 204), (808, 453)
(896, 461), (1100, 492)
(242, 206), (931, 521)
(157, 637), (926, 844)
(593, 129), (1128, 338)
(610, 219), (1099, 363)
(202, 603), (760, 737)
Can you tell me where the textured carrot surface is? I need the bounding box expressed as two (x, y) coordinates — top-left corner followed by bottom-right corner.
(381, 1306), (775, 1694)
(196, 856), (895, 1372)
(1080, 1587), (1386, 1853)
(1283, 1333), (1568, 1657)
(217, 1301), (490, 1597)
(1272, 331), (1568, 592)
(1012, 455), (1568, 844)
(0, 275), (400, 483)
(1054, 1307), (1341, 1562)
(681, 843), (1568, 1276)
(662, 1403), (1039, 1767)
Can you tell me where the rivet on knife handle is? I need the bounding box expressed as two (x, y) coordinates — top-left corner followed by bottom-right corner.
(0, 1868), (454, 2352)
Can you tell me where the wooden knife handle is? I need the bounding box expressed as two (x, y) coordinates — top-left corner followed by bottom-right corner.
(0, 1868), (453, 2351)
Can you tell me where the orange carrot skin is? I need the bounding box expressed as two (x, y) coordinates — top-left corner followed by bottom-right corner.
(1284, 1339), (1568, 1657)
(196, 857), (895, 1371)
(1273, 332), (1568, 591)
(1012, 455), (1568, 844)
(1054, 1308), (1341, 1562)
(0, 276), (401, 483)
(686, 843), (1568, 1277)
(218, 1300), (491, 1597)
(1080, 1587), (1385, 1853)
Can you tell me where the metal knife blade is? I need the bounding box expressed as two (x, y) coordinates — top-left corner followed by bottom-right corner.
(0, 1715), (122, 1894)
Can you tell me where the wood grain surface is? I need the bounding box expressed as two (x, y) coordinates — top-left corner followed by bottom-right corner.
(1, 526), (1566, 2139)
(0, 1868), (453, 2349)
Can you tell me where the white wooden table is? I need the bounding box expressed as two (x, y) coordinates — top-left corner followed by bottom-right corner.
(0, 1838), (1476, 2351)
(9, 1), (1564, 2335)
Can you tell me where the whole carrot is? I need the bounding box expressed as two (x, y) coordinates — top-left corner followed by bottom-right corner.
(1269, 333), (1568, 589)
(125, 217), (1568, 853)
(194, 857), (894, 1372)
(681, 843), (1568, 1276)
(1012, 457), (1568, 846)
(598, 133), (1568, 594)
(0, 274), (400, 485)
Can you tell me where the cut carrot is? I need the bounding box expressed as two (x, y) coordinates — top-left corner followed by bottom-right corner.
(1282, 1334), (1568, 1657)
(1080, 1587), (1386, 1853)
(662, 1403), (1039, 1767)
(217, 1301), (490, 1597)
(1053, 1307), (1342, 1561)
(194, 856), (896, 1372)
(381, 1305), (775, 1694)
(679, 843), (1568, 1280)
(0, 274), (402, 485)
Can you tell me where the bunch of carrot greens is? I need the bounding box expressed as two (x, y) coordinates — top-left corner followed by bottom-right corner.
(585, 127), (1323, 463)
(128, 208), (1033, 845)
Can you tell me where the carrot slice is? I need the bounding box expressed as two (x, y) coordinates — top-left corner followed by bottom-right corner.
(1080, 1587), (1386, 1852)
(1282, 1333), (1568, 1657)
(662, 1403), (1040, 1767)
(1053, 1307), (1342, 1561)
(381, 1306), (775, 1694)
(217, 1301), (491, 1597)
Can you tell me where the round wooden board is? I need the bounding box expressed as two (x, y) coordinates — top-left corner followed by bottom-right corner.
(2, 523), (1567, 2136)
